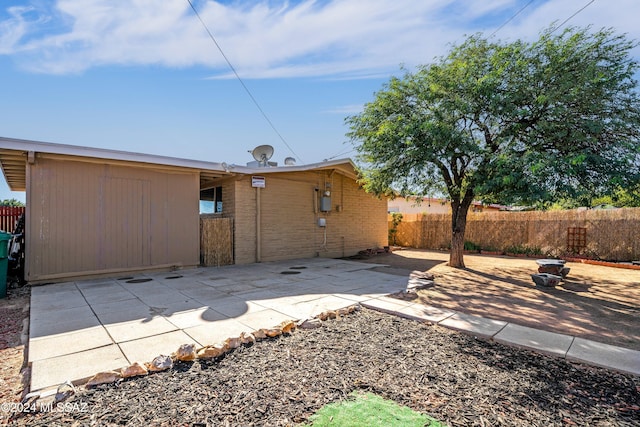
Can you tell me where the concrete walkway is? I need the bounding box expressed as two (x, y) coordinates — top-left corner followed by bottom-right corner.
(28, 258), (640, 393)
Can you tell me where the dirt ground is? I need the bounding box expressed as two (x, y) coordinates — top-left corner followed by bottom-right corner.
(354, 249), (640, 351)
(0, 285), (29, 416)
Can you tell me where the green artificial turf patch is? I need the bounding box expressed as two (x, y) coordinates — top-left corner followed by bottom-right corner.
(302, 391), (445, 427)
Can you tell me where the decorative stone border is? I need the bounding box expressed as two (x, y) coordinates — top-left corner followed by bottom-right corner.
(564, 257), (640, 270)
(22, 305), (361, 411)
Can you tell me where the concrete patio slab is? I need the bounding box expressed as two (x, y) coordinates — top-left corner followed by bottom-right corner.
(103, 316), (178, 343)
(438, 312), (508, 338)
(80, 287), (137, 305)
(178, 285), (230, 302)
(27, 256), (637, 395)
(94, 301), (158, 324)
(290, 295), (357, 319)
(235, 308), (295, 331)
(206, 296), (267, 318)
(163, 306), (228, 329)
(118, 330), (200, 363)
(395, 303), (455, 324)
(136, 290), (191, 307)
(29, 325), (112, 363)
(30, 289), (87, 311)
(29, 305), (102, 338)
(494, 323), (574, 357)
(29, 282), (76, 295)
(30, 345), (128, 391)
(91, 298), (151, 317)
(361, 296), (415, 315)
(567, 337), (640, 376)
(183, 318), (250, 346)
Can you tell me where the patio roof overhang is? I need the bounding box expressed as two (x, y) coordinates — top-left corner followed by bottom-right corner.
(0, 136), (235, 192)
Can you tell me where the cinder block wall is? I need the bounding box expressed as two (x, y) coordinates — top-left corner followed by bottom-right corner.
(233, 171), (387, 264)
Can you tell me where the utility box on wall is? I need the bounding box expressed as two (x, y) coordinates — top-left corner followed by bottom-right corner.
(320, 196), (331, 212)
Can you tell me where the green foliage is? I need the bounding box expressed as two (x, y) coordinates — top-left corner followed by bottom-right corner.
(303, 392), (443, 427)
(388, 212), (403, 245)
(464, 241), (481, 252)
(348, 26), (640, 206)
(504, 244), (543, 256)
(347, 26), (640, 266)
(0, 199), (24, 207)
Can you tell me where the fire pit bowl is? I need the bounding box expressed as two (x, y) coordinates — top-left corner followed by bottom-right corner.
(531, 273), (562, 287)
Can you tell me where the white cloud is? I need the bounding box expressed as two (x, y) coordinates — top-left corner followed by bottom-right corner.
(2, 0), (640, 77)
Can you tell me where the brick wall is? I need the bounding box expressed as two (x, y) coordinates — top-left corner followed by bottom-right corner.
(232, 170), (387, 264)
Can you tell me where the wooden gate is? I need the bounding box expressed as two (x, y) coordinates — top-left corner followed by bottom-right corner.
(200, 216), (234, 267)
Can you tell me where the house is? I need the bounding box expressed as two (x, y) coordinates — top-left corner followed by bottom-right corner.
(388, 196), (505, 214)
(0, 137), (387, 284)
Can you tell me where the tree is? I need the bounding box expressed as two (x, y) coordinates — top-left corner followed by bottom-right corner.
(0, 199), (24, 207)
(347, 27), (640, 268)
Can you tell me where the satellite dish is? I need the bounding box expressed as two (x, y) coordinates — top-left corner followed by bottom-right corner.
(251, 145), (274, 167)
(284, 157), (296, 166)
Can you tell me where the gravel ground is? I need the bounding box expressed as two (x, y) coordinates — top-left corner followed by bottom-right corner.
(9, 308), (640, 427)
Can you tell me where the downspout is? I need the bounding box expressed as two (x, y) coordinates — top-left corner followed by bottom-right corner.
(256, 186), (261, 262)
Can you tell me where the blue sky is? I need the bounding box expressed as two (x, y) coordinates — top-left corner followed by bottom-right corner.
(2, 0), (640, 202)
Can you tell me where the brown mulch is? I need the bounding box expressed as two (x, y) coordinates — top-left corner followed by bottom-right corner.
(355, 249), (640, 351)
(9, 308), (640, 426)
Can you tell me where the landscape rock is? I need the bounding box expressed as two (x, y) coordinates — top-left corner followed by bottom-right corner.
(173, 343), (197, 361)
(279, 320), (296, 334)
(252, 329), (267, 340)
(147, 355), (173, 372)
(54, 380), (76, 403)
(263, 327), (282, 338)
(86, 371), (121, 388)
(317, 310), (337, 321)
(121, 362), (148, 378)
(197, 343), (228, 359)
(297, 318), (322, 329)
(225, 336), (242, 349)
(240, 332), (256, 345)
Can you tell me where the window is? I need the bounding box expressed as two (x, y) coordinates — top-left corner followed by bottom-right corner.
(200, 186), (222, 214)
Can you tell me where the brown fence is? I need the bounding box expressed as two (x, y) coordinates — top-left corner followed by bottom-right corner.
(391, 208), (640, 261)
(0, 206), (25, 233)
(200, 216), (234, 267)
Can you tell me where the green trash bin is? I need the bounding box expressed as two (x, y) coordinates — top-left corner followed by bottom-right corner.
(0, 231), (10, 299)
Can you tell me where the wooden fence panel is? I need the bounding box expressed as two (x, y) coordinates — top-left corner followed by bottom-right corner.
(391, 207), (640, 261)
(200, 216), (234, 267)
(0, 206), (25, 233)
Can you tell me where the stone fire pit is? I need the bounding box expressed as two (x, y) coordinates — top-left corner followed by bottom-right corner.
(531, 273), (563, 287)
(535, 259), (570, 279)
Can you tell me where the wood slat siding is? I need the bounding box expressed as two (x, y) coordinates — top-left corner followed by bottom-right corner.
(0, 206), (25, 232)
(200, 216), (233, 267)
(26, 157), (200, 282)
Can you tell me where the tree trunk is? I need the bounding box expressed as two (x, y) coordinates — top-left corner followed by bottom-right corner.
(449, 196), (473, 268)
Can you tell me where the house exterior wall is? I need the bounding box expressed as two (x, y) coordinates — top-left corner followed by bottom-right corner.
(232, 170), (388, 264)
(26, 155), (200, 282)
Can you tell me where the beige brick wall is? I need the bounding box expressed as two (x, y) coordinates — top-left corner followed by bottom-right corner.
(232, 170), (387, 264)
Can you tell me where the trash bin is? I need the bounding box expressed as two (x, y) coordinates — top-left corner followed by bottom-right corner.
(0, 231), (10, 298)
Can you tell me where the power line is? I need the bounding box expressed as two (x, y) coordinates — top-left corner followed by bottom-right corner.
(489, 0), (536, 38)
(185, 0), (304, 163)
(551, 0), (596, 33)
(324, 148), (356, 161)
